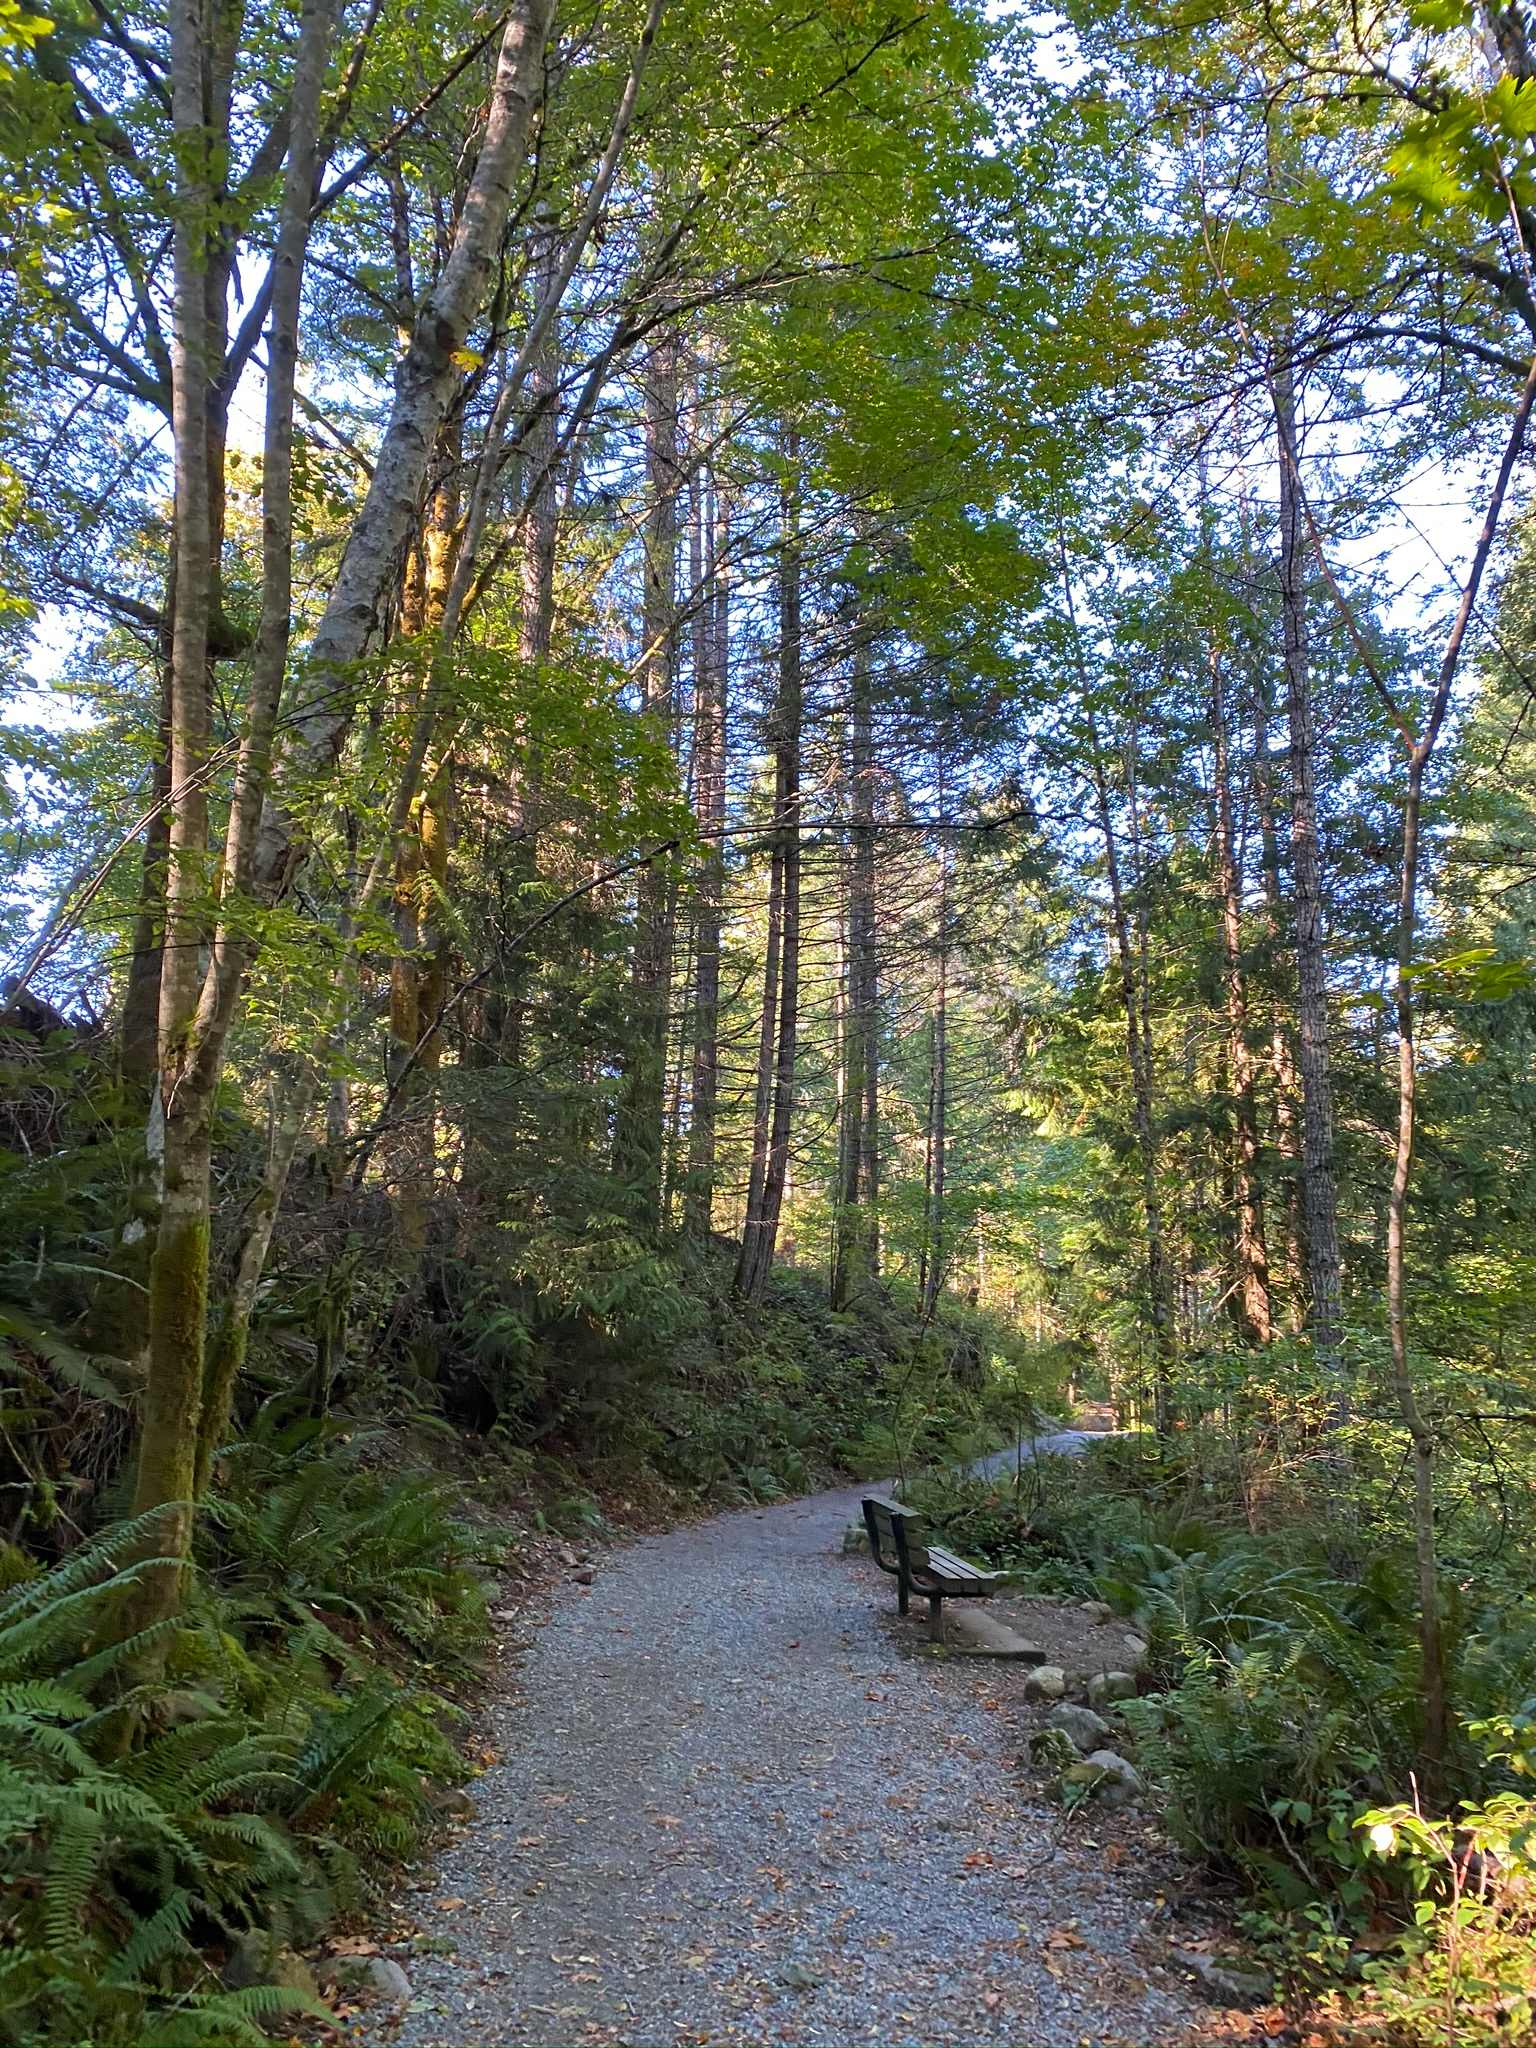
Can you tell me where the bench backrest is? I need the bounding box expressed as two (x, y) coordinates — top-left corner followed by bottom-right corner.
(862, 1495), (929, 1577)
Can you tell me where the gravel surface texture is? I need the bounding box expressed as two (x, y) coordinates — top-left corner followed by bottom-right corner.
(967, 1430), (1121, 1478)
(364, 1477), (1209, 2047)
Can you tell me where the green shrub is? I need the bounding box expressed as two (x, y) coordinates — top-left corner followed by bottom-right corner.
(0, 1436), (489, 2046)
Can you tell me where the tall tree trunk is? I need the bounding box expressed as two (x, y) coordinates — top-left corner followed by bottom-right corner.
(386, 423), (461, 1241)
(499, 205), (561, 1078)
(684, 446), (728, 1239)
(1121, 714), (1176, 1429)
(617, 330), (682, 1230)
(1252, 663), (1308, 1325)
(1090, 724), (1174, 1431)
(1210, 639), (1272, 1343)
(734, 451), (802, 1302)
(832, 627), (879, 1305)
(1273, 361), (1345, 1406)
(740, 844), (783, 1263)
(122, 0), (220, 1638)
(921, 763), (950, 1319)
(1059, 541), (1173, 1425)
(121, 0), (340, 1615)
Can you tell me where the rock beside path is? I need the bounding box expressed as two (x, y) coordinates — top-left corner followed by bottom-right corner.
(1046, 1700), (1112, 1752)
(1089, 1668), (1140, 1707)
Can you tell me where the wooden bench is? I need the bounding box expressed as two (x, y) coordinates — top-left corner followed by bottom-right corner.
(861, 1494), (1002, 1644)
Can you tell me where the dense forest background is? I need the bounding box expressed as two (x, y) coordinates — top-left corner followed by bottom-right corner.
(5, 0), (1536, 2039)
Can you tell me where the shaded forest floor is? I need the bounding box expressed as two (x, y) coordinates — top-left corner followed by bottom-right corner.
(342, 1476), (1282, 2048)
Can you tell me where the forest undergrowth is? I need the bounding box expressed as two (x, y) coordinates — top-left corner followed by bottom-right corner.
(912, 1423), (1536, 2048)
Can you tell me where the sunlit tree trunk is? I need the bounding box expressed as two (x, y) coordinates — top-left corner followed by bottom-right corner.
(684, 444), (728, 1239)
(124, 0), (219, 1638)
(617, 330), (682, 1231)
(735, 449), (802, 1301)
(501, 206), (561, 1076)
(386, 423), (461, 1242)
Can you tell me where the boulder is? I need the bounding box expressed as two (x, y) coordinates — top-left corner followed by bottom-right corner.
(1121, 1633), (1149, 1664)
(1079, 1599), (1114, 1625)
(336, 1956), (413, 2007)
(1022, 1664), (1067, 1702)
(1087, 1669), (1137, 1707)
(1046, 1701), (1111, 1753)
(223, 1934), (322, 2030)
(1061, 1747), (1143, 1807)
(842, 1523), (871, 1555)
(1170, 1948), (1272, 2007)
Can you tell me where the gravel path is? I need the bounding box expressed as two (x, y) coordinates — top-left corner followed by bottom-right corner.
(367, 1479), (1205, 2046)
(968, 1430), (1123, 1479)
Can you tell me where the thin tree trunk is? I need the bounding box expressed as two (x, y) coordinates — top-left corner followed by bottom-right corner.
(1274, 361), (1345, 1404)
(125, 0), (338, 1615)
(741, 845), (783, 1259)
(122, 0), (221, 1639)
(1059, 540), (1174, 1424)
(832, 626), (878, 1304)
(617, 329), (682, 1229)
(1211, 638), (1272, 1343)
(195, 1070), (316, 1497)
(735, 451), (802, 1302)
(684, 448), (727, 1238)
(498, 207), (560, 1080)
(386, 421), (461, 1240)
(1252, 663), (1308, 1324)
(922, 762), (950, 1319)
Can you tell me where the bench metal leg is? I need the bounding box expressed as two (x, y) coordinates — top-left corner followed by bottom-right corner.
(928, 1594), (945, 1644)
(898, 1579), (910, 1616)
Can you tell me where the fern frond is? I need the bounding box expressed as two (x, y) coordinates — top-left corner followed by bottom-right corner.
(43, 1800), (104, 1953)
(101, 1886), (197, 1985)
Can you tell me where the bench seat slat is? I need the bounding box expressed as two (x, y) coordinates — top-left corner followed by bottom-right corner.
(922, 1545), (995, 1582)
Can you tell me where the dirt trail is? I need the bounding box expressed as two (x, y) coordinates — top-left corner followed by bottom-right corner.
(364, 1478), (1206, 2046)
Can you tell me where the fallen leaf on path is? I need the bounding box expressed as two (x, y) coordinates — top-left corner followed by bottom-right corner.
(435, 1897), (467, 1911)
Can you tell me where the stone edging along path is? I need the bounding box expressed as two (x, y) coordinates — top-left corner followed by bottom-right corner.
(349, 1463), (1240, 2048)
